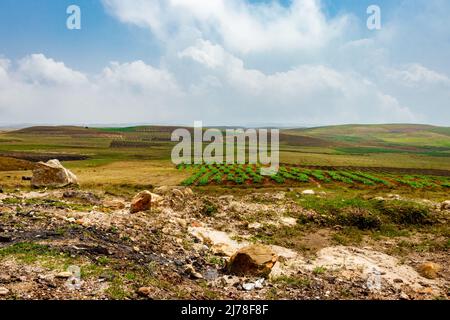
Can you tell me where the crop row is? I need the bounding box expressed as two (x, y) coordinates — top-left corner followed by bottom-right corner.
(178, 163), (450, 188)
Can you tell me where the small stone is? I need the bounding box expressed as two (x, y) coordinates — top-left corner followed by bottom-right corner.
(137, 287), (151, 297)
(418, 262), (442, 279)
(55, 271), (72, 279)
(302, 190), (315, 195)
(254, 278), (265, 289)
(103, 200), (126, 210)
(191, 271), (203, 279)
(0, 287), (10, 296)
(279, 217), (297, 227)
(184, 264), (203, 279)
(242, 283), (255, 291)
(400, 292), (410, 300)
(248, 222), (262, 230)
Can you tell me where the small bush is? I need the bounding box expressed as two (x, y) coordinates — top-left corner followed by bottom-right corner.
(201, 200), (218, 217)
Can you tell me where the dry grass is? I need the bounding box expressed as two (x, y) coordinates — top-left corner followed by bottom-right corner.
(0, 156), (36, 171)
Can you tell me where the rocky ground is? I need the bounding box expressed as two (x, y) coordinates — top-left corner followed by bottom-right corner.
(0, 185), (449, 300)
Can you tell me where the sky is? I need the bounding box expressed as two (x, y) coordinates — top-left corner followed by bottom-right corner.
(0, 0), (449, 126)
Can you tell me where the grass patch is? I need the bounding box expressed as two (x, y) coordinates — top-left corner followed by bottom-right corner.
(2, 197), (93, 211)
(312, 266), (327, 275)
(271, 275), (311, 288)
(0, 242), (77, 270)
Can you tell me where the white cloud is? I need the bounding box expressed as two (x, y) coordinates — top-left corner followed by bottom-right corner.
(102, 0), (349, 54)
(0, 54), (183, 124)
(178, 41), (416, 125)
(0, 51), (418, 126)
(99, 60), (180, 93)
(17, 54), (88, 86)
(384, 64), (450, 87)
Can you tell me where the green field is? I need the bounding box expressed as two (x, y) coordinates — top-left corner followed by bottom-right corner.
(177, 163), (450, 189)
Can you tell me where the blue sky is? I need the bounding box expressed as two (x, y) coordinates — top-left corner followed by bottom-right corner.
(0, 0), (394, 71)
(0, 0), (449, 126)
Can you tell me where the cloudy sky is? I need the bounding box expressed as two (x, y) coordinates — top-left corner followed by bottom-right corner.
(0, 0), (449, 126)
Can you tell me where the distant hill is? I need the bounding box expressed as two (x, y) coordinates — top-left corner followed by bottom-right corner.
(282, 124), (450, 150)
(13, 126), (121, 137)
(8, 124), (450, 152)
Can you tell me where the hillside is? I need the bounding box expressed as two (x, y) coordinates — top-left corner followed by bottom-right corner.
(13, 126), (121, 137)
(282, 124), (450, 154)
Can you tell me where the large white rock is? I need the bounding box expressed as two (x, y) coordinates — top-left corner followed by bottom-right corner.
(31, 159), (78, 188)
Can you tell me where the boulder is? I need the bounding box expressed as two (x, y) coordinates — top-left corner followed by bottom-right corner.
(228, 245), (278, 277)
(31, 159), (78, 188)
(129, 191), (163, 213)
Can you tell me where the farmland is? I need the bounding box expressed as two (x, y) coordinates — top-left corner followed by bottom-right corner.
(1, 124), (450, 193)
(178, 163), (450, 190)
(0, 124), (449, 301)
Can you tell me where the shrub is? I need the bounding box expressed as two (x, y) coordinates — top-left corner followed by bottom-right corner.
(201, 200), (218, 217)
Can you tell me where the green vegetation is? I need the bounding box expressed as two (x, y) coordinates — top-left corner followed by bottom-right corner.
(178, 163), (450, 191)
